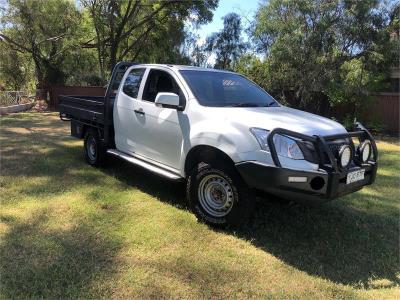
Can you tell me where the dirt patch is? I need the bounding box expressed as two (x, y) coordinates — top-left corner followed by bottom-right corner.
(30, 100), (49, 112)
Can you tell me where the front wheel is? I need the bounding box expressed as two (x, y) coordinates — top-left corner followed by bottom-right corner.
(83, 129), (105, 166)
(187, 162), (254, 227)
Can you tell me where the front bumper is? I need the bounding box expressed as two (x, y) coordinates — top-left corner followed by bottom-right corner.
(236, 161), (377, 203)
(236, 122), (378, 203)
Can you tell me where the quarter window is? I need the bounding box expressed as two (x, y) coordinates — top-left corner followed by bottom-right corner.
(122, 68), (145, 98)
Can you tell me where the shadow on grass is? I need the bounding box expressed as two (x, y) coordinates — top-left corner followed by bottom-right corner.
(101, 157), (187, 209)
(240, 199), (399, 289)
(2, 142), (398, 290)
(0, 210), (122, 299)
(100, 156), (399, 289)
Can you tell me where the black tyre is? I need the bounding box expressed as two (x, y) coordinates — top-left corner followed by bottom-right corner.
(83, 129), (105, 166)
(187, 161), (254, 227)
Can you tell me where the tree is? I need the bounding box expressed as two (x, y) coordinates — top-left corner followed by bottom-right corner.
(177, 30), (209, 67)
(234, 54), (266, 86)
(205, 13), (247, 70)
(81, 0), (218, 78)
(0, 40), (34, 90)
(250, 0), (398, 116)
(0, 0), (85, 93)
(191, 44), (209, 67)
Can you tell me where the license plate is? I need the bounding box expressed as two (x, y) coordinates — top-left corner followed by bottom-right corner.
(346, 169), (365, 184)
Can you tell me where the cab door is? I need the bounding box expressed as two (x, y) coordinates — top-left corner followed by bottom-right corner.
(114, 67), (147, 154)
(131, 67), (188, 169)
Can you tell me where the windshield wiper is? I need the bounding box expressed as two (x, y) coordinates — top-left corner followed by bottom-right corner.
(265, 102), (278, 107)
(230, 103), (261, 107)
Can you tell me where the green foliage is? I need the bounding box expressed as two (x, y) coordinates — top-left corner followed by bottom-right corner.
(368, 118), (387, 133)
(0, 0), (396, 120)
(0, 42), (34, 91)
(249, 0), (398, 116)
(81, 0), (219, 78)
(62, 47), (103, 86)
(327, 58), (383, 107)
(0, 0), (218, 90)
(205, 13), (247, 70)
(234, 54), (268, 87)
(0, 0), (86, 89)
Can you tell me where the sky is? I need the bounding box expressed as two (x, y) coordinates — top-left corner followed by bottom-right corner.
(189, 0), (261, 65)
(195, 0), (261, 40)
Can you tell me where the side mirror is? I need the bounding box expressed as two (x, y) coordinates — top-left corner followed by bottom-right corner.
(155, 92), (181, 110)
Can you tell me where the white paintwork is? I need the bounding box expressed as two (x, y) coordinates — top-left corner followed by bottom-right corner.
(155, 92), (180, 108)
(114, 66), (188, 168)
(113, 64), (349, 178)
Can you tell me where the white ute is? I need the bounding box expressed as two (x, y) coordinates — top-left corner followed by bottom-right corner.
(60, 62), (378, 226)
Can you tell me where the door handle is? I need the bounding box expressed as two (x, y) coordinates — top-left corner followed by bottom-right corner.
(134, 109), (145, 115)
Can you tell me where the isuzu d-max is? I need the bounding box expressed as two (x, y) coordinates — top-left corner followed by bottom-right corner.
(60, 62), (378, 226)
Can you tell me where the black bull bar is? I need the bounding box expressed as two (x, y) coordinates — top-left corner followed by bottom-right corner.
(267, 122), (378, 172)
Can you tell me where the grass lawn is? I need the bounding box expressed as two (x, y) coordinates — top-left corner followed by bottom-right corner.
(0, 112), (399, 299)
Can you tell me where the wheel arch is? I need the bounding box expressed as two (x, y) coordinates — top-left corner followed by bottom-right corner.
(184, 145), (236, 177)
(82, 125), (105, 141)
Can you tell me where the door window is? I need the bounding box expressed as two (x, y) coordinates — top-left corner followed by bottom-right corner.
(122, 68), (145, 98)
(142, 69), (185, 104)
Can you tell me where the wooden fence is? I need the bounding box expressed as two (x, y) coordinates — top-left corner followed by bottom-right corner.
(365, 93), (399, 133)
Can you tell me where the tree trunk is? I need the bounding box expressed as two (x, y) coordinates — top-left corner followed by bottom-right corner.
(33, 58), (48, 101)
(109, 46), (117, 73)
(95, 28), (106, 82)
(109, 1), (117, 73)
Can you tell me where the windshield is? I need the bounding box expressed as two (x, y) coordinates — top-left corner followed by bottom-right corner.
(180, 70), (279, 107)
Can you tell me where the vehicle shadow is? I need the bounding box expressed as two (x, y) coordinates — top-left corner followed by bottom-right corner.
(237, 197), (399, 289)
(0, 209), (124, 299)
(101, 156), (399, 289)
(101, 156), (187, 209)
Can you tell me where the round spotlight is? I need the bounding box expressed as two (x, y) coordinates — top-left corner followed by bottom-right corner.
(360, 140), (372, 162)
(339, 145), (351, 168)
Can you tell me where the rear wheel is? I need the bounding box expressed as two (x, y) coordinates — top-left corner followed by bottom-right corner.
(84, 129), (105, 166)
(187, 161), (254, 227)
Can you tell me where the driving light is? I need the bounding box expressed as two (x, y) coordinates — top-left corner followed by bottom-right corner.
(288, 176), (307, 183)
(359, 140), (371, 162)
(339, 145), (351, 168)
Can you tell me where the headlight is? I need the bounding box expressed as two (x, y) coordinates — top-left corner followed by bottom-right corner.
(250, 128), (304, 160)
(359, 140), (371, 162)
(273, 134), (304, 160)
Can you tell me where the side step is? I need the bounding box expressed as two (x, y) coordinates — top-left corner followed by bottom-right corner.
(106, 149), (182, 180)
